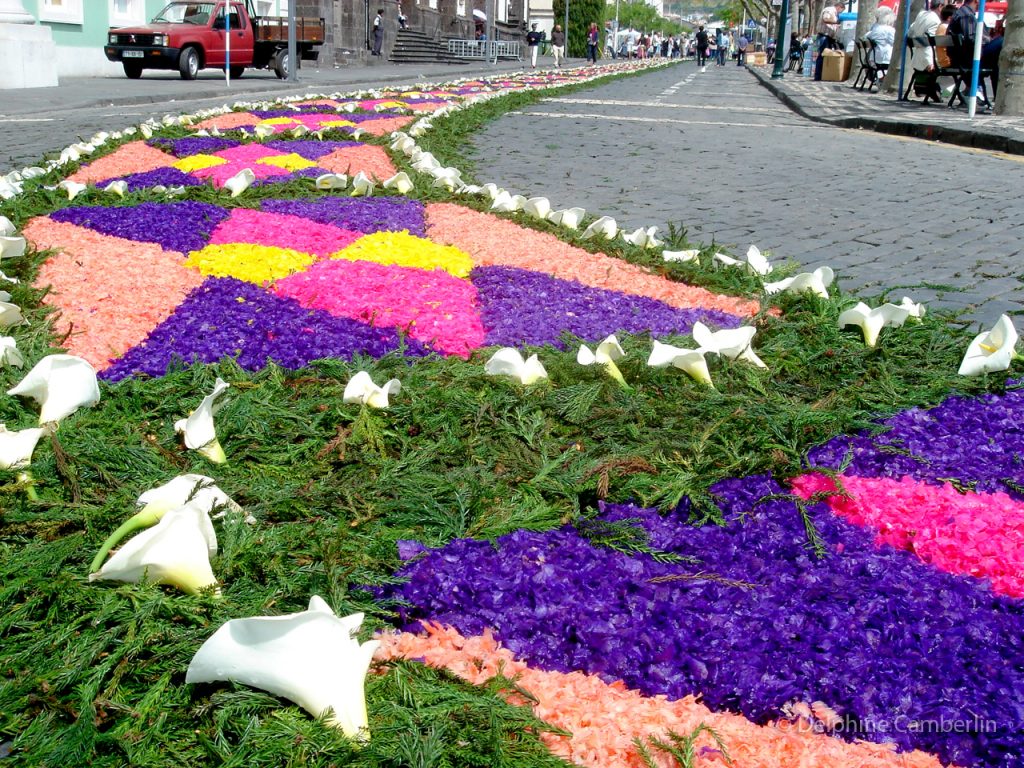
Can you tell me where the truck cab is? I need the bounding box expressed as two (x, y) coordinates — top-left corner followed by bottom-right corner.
(105, 0), (316, 80)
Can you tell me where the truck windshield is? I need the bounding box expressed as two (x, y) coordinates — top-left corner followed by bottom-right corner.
(152, 2), (217, 24)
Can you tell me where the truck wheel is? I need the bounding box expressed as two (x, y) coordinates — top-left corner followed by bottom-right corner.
(179, 47), (200, 80)
(229, 65), (245, 79)
(274, 49), (290, 79)
(123, 62), (143, 79)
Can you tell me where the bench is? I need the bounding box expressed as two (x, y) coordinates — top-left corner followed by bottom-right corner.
(939, 32), (994, 109)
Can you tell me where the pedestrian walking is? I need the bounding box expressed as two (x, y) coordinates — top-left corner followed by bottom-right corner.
(695, 25), (709, 71)
(587, 22), (599, 64)
(526, 23), (543, 68)
(716, 29), (728, 65)
(372, 8), (384, 56)
(551, 24), (565, 68)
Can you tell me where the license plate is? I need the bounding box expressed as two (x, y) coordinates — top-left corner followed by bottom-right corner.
(123, 50), (144, 58)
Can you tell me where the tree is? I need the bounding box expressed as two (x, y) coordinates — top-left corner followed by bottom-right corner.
(553, 0), (605, 56)
(881, 0), (922, 93)
(995, 3), (1023, 114)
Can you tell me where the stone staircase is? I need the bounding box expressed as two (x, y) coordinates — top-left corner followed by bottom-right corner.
(388, 29), (466, 64)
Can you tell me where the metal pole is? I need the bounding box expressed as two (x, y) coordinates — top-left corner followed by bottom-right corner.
(564, 0), (569, 60)
(771, 0), (790, 77)
(225, 3), (231, 86)
(967, 0), (987, 118)
(897, 0), (914, 100)
(288, 0), (298, 81)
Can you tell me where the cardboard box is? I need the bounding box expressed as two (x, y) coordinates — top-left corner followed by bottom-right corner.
(747, 51), (766, 66)
(821, 50), (852, 81)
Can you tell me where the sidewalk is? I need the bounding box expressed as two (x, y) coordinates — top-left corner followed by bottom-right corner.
(747, 63), (1024, 155)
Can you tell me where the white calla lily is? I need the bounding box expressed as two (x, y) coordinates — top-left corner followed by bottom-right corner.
(0, 236), (26, 260)
(343, 371), (401, 408)
(139, 123), (154, 139)
(0, 336), (23, 367)
(7, 354), (100, 424)
(186, 596), (379, 739)
(315, 173), (348, 190)
(712, 252), (742, 268)
(0, 301), (23, 329)
(692, 322), (767, 368)
(484, 348), (548, 385)
(577, 334), (630, 388)
(480, 183), (503, 200)
(350, 172), (375, 197)
(0, 216), (14, 236)
(58, 180), (87, 200)
(662, 249), (700, 263)
(224, 168), (256, 198)
(174, 377), (230, 463)
(522, 197), (552, 220)
(838, 302), (913, 347)
(254, 123), (276, 139)
(103, 180), (128, 198)
(744, 245), (773, 276)
(0, 423), (51, 470)
(622, 226), (662, 249)
(89, 503), (219, 596)
(647, 340), (714, 387)
(290, 125), (310, 138)
(411, 156), (440, 173)
(763, 266), (835, 299)
(580, 215), (618, 240)
(349, 127), (367, 141)
(899, 296), (926, 319)
(959, 314), (1019, 376)
(547, 207), (586, 230)
(382, 172), (414, 194)
(490, 191), (525, 213)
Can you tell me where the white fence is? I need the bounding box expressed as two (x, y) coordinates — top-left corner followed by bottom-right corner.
(447, 39), (522, 61)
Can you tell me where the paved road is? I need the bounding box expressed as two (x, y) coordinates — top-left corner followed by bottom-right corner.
(471, 62), (1024, 325)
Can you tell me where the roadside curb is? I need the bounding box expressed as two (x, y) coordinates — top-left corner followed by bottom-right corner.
(747, 65), (1023, 157)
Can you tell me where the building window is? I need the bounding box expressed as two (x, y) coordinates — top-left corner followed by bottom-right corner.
(40, 0), (84, 24)
(457, 0), (466, 15)
(109, 0), (146, 25)
(256, 0), (275, 14)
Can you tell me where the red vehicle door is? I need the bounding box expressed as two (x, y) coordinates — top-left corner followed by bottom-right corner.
(207, 2), (254, 66)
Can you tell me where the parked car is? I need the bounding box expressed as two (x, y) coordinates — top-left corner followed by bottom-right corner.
(104, 0), (324, 80)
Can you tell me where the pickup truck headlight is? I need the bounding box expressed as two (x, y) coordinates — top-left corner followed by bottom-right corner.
(108, 33), (118, 44)
(152, 34), (168, 47)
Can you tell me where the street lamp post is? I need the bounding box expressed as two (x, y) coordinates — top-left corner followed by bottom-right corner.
(770, 0), (790, 78)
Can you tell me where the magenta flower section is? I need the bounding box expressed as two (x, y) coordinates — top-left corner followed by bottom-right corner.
(261, 197), (427, 237)
(207, 208), (363, 258)
(50, 201), (228, 254)
(276, 260), (485, 357)
(101, 276), (428, 380)
(807, 387), (1024, 496)
(472, 266), (742, 347)
(379, 474), (1024, 768)
(793, 472), (1024, 599)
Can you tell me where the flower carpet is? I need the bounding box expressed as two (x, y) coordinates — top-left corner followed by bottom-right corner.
(0, 59), (1022, 768)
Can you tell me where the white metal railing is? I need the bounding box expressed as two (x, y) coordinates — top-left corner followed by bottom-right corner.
(447, 39), (521, 61)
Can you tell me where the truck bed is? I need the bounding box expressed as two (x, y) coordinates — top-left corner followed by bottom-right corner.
(254, 16), (325, 44)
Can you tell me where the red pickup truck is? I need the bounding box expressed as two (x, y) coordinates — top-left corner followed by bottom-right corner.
(104, 0), (324, 80)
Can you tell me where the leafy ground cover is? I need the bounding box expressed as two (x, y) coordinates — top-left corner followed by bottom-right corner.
(0, 61), (1019, 767)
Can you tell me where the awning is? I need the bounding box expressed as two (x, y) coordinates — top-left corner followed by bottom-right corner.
(472, 9), (486, 21)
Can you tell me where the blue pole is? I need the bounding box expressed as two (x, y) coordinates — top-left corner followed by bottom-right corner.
(967, 0), (987, 117)
(225, 3), (231, 85)
(897, 0), (913, 100)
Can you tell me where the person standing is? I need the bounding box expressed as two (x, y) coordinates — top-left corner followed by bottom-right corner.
(372, 8), (384, 56)
(526, 23), (543, 68)
(587, 22), (599, 64)
(551, 24), (565, 68)
(737, 34), (749, 66)
(813, 0), (844, 80)
(695, 25), (709, 71)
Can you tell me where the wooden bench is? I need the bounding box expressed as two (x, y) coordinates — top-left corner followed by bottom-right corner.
(938, 32), (994, 109)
